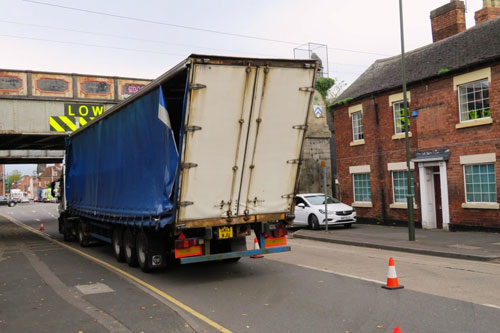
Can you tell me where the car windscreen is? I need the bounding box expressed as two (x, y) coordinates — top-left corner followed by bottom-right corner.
(305, 195), (340, 205)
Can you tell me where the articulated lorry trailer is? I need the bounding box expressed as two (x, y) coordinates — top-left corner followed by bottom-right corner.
(58, 54), (319, 272)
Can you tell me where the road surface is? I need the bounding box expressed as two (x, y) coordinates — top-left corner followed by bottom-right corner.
(1, 203), (499, 332)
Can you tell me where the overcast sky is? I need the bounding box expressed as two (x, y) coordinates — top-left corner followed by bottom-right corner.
(2, 0), (485, 175)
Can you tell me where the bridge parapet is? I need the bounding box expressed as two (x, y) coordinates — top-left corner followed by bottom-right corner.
(0, 69), (151, 162)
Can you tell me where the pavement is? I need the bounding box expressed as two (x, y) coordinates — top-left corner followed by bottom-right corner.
(291, 223), (500, 262)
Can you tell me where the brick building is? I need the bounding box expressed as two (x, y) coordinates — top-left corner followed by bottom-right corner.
(331, 1), (500, 231)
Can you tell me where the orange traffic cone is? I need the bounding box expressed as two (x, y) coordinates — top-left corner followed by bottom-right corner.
(394, 327), (402, 333)
(382, 257), (404, 290)
(40, 221), (45, 231)
(250, 237), (263, 259)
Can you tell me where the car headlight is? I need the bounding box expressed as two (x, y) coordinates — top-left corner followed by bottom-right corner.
(318, 209), (334, 215)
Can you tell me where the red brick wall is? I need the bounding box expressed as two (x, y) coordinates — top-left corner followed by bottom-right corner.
(333, 63), (500, 229)
(475, 7), (500, 25)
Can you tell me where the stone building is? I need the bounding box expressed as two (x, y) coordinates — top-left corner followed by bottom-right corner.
(331, 1), (500, 231)
(298, 90), (333, 195)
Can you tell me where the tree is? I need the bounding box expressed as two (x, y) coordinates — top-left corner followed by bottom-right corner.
(315, 77), (335, 103)
(8, 170), (21, 188)
(315, 77), (348, 107)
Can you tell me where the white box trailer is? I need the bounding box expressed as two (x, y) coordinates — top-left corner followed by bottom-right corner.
(59, 55), (319, 272)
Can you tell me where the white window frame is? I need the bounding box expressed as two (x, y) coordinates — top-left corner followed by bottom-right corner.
(349, 165), (372, 207)
(457, 79), (490, 123)
(351, 111), (363, 142)
(387, 162), (416, 209)
(460, 153), (499, 209)
(348, 104), (365, 146)
(454, 68), (493, 129)
(392, 101), (409, 135)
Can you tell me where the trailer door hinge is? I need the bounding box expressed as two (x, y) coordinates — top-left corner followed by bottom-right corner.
(186, 125), (202, 132)
(281, 194), (294, 199)
(189, 83), (207, 90)
(286, 159), (301, 164)
(179, 201), (194, 207)
(299, 87), (315, 92)
(181, 163), (198, 169)
(292, 125), (307, 130)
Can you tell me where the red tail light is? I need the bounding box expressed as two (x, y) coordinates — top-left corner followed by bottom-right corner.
(175, 233), (198, 249)
(272, 227), (288, 238)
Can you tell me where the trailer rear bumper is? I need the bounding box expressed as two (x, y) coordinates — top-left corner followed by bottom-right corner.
(179, 245), (291, 264)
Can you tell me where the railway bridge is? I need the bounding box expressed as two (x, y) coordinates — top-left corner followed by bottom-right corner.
(0, 69), (150, 163)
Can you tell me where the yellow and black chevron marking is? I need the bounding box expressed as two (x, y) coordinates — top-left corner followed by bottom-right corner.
(49, 116), (77, 132)
(49, 116), (96, 132)
(78, 116), (95, 127)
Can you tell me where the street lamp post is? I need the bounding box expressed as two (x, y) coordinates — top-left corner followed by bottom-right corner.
(399, 0), (415, 241)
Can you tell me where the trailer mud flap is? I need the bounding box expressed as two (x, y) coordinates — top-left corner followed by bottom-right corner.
(179, 245), (291, 264)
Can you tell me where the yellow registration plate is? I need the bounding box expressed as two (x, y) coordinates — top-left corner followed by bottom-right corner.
(218, 226), (233, 239)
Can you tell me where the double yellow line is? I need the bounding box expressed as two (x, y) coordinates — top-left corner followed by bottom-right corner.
(2, 214), (231, 333)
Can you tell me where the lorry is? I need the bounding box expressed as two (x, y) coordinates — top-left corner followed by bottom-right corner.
(9, 189), (23, 203)
(58, 54), (318, 272)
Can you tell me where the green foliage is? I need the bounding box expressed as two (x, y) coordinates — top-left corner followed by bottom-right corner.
(315, 77), (335, 102)
(8, 172), (21, 187)
(438, 68), (450, 75)
(333, 97), (353, 106)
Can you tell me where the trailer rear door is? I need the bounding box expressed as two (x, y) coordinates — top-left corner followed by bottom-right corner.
(178, 61), (315, 222)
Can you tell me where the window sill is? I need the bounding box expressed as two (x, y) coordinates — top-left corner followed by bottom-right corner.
(390, 203), (418, 209)
(350, 139), (365, 146)
(392, 132), (412, 140)
(352, 202), (373, 208)
(456, 117), (492, 129)
(461, 202), (499, 210)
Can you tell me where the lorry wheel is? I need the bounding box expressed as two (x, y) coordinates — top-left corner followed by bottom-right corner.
(77, 222), (90, 247)
(112, 228), (125, 262)
(136, 231), (153, 273)
(124, 228), (138, 267)
(63, 223), (74, 242)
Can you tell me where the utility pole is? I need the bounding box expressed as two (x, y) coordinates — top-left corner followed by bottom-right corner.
(1, 165), (5, 196)
(321, 161), (329, 232)
(399, 0), (415, 241)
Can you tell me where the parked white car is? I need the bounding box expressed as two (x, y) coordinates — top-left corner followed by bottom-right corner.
(293, 193), (356, 229)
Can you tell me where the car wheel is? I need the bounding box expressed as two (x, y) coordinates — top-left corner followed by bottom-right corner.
(8, 202), (15, 207)
(112, 227), (126, 262)
(124, 228), (138, 267)
(309, 215), (320, 230)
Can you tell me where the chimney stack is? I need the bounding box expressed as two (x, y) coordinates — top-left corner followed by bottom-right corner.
(430, 1), (466, 43)
(475, 0), (500, 25)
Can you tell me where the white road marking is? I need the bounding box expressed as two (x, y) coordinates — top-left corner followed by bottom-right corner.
(483, 304), (500, 310)
(297, 264), (385, 285)
(32, 211), (36, 213)
(35, 218), (40, 222)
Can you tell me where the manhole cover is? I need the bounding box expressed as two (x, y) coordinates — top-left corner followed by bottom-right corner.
(76, 283), (114, 295)
(448, 244), (481, 250)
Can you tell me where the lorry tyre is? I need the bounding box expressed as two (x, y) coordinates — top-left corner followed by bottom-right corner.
(124, 228), (138, 267)
(112, 227), (126, 262)
(136, 230), (153, 273)
(77, 222), (90, 247)
(63, 222), (74, 242)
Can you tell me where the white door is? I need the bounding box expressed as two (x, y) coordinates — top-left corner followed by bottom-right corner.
(178, 64), (257, 221)
(238, 66), (316, 216)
